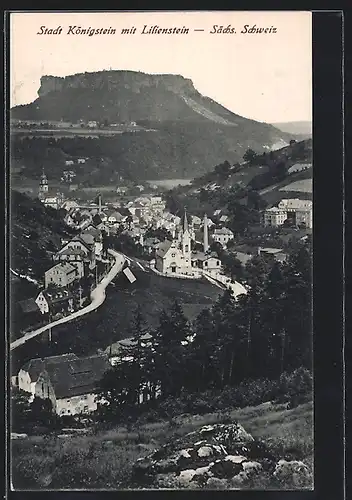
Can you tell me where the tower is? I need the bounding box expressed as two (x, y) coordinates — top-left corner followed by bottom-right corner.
(203, 213), (209, 253)
(181, 209), (191, 261)
(39, 167), (48, 199)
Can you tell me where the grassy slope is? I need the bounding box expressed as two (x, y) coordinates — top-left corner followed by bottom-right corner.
(11, 401), (313, 489)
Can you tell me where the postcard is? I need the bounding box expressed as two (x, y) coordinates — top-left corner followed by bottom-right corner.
(8, 10), (315, 491)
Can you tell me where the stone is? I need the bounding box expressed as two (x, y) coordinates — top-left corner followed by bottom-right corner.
(206, 477), (229, 489)
(242, 460), (262, 474)
(178, 449), (191, 459)
(197, 446), (213, 457)
(273, 460), (311, 488)
(178, 469), (196, 485)
(225, 455), (248, 464)
(210, 459), (244, 479)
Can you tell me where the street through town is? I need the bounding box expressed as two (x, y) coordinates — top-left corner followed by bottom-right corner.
(10, 250), (125, 351)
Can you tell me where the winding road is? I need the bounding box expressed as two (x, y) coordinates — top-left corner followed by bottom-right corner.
(10, 250), (125, 351)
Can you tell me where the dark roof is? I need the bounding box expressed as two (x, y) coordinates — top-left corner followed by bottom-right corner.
(20, 354), (78, 382)
(18, 298), (40, 314)
(71, 235), (94, 250)
(105, 333), (152, 357)
(44, 354), (111, 398)
(57, 248), (86, 257)
(155, 240), (173, 258)
(40, 288), (73, 304)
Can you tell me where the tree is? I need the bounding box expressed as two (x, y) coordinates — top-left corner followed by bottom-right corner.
(243, 148), (257, 164)
(11, 387), (32, 432)
(221, 252), (244, 281)
(153, 301), (189, 397)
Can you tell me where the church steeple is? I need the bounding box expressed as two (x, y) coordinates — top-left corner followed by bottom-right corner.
(181, 208), (191, 259)
(39, 166), (48, 198)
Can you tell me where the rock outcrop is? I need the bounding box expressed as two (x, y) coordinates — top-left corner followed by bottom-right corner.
(131, 423), (312, 490)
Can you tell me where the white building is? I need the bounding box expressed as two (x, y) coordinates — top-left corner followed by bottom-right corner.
(213, 227), (234, 247)
(44, 262), (78, 289)
(263, 199), (312, 228)
(263, 207), (288, 227)
(18, 354), (111, 415)
(155, 212), (193, 276)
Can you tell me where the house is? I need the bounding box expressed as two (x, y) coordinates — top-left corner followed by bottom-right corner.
(18, 354), (111, 415)
(258, 247), (288, 263)
(65, 160), (74, 166)
(35, 288), (74, 316)
(192, 252), (222, 274)
(278, 199), (313, 228)
(87, 121), (98, 128)
(263, 207), (288, 227)
(77, 158), (86, 164)
(53, 247), (86, 278)
(263, 199), (313, 229)
(212, 227), (234, 247)
(18, 353), (78, 398)
(43, 196), (63, 210)
(107, 211), (124, 225)
(116, 186), (128, 194)
(219, 215), (229, 223)
(80, 228), (103, 257)
(56, 236), (96, 271)
(62, 200), (79, 212)
(105, 334), (153, 366)
(44, 262), (78, 289)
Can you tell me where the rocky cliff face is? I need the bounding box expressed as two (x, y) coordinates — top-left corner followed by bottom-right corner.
(38, 71), (197, 98)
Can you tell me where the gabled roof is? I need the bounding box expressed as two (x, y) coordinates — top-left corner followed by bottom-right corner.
(44, 354), (111, 398)
(57, 248), (86, 257)
(214, 227), (234, 236)
(45, 262), (76, 275)
(105, 334), (152, 357)
(39, 287), (73, 304)
(20, 354), (78, 382)
(69, 236), (93, 251)
(155, 240), (173, 258)
(18, 298), (40, 314)
(78, 233), (95, 246)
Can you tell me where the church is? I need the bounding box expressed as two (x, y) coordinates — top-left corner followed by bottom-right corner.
(155, 212), (221, 276)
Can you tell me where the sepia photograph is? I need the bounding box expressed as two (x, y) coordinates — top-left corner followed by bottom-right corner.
(8, 10), (314, 491)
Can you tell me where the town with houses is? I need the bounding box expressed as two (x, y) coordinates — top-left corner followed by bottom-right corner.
(11, 163), (313, 418)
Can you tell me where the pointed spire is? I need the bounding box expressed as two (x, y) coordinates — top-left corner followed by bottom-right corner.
(183, 208), (189, 233)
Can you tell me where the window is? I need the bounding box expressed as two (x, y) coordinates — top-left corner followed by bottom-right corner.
(185, 245), (189, 252)
(171, 253), (176, 258)
(84, 406), (89, 412)
(204, 262), (208, 266)
(217, 261), (220, 266)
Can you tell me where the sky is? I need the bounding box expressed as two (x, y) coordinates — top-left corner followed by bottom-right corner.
(10, 11), (312, 124)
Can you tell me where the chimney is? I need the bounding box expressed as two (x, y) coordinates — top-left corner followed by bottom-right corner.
(183, 208), (189, 233)
(203, 214), (209, 253)
(98, 194), (102, 215)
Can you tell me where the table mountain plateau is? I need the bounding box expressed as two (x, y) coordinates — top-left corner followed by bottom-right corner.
(11, 70), (293, 181)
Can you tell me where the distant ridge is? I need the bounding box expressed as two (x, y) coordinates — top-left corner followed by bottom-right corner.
(272, 121), (312, 137)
